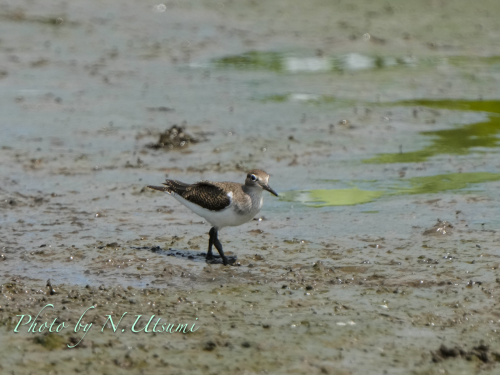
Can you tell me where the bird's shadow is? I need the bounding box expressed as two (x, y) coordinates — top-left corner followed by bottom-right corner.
(132, 246), (238, 265)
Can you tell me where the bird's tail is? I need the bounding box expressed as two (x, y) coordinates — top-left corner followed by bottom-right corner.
(147, 185), (171, 193)
(148, 180), (191, 195)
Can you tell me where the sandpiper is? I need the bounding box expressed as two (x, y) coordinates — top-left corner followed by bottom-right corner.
(148, 169), (278, 265)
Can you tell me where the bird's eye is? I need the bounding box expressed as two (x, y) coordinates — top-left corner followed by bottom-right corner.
(251, 174), (257, 181)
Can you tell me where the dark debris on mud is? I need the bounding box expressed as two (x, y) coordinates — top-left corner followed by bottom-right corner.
(422, 219), (453, 236)
(145, 124), (199, 150)
(431, 343), (500, 364)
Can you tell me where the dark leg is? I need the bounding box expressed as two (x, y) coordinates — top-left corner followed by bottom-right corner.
(212, 229), (229, 265)
(206, 227), (215, 260)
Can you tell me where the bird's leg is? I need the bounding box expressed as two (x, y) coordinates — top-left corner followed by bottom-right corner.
(212, 229), (229, 265)
(206, 227), (215, 260)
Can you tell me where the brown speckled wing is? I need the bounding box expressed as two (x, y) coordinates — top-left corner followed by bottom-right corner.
(164, 180), (231, 211)
(162, 180), (191, 193)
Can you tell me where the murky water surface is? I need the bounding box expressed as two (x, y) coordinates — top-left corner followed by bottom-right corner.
(2, 0), (500, 374)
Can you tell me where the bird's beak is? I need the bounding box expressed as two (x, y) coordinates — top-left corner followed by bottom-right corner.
(261, 183), (278, 197)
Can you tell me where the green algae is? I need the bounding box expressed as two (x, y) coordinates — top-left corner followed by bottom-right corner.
(394, 99), (500, 115)
(261, 94), (290, 102)
(256, 95), (500, 164)
(365, 100), (500, 164)
(212, 51), (500, 74)
(388, 172), (500, 195)
(281, 188), (384, 207)
(448, 55), (500, 68)
(212, 51), (418, 73)
(283, 172), (500, 207)
(259, 93), (341, 105)
(213, 51), (283, 71)
(34, 333), (66, 350)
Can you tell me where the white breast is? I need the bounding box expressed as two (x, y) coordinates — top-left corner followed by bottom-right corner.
(171, 191), (261, 230)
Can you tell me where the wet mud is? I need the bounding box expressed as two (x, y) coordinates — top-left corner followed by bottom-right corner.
(2, 0), (500, 374)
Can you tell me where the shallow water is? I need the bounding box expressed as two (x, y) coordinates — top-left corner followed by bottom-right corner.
(2, 0), (500, 374)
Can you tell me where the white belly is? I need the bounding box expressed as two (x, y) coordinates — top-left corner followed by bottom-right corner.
(172, 193), (260, 229)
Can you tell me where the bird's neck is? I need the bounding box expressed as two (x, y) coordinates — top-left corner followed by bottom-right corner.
(242, 184), (263, 201)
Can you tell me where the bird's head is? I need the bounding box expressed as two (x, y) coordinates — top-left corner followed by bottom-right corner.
(244, 169), (278, 196)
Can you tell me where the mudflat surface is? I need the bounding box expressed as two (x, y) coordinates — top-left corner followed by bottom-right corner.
(1, 0), (500, 374)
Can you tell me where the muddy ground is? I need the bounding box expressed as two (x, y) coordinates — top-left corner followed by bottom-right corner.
(1, 0), (500, 374)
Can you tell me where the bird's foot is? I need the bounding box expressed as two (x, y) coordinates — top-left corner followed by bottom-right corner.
(205, 255), (237, 265)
